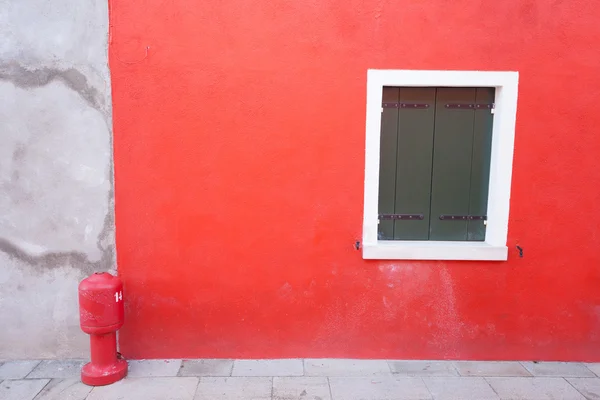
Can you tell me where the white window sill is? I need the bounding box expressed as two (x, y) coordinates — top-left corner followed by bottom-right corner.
(362, 241), (508, 261)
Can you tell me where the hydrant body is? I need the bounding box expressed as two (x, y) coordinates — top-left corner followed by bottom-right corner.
(78, 272), (128, 386)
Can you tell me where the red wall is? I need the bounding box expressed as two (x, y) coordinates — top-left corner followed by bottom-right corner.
(110, 0), (600, 360)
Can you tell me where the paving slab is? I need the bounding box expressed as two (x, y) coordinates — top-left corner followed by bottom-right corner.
(232, 359), (303, 377)
(454, 361), (531, 377)
(0, 360), (41, 379)
(329, 377), (432, 400)
(423, 377), (499, 400)
(521, 362), (595, 377)
(33, 379), (92, 400)
(389, 361), (458, 376)
(87, 377), (198, 400)
(127, 359), (183, 377)
(179, 359), (234, 377)
(567, 378), (600, 400)
(27, 360), (86, 379)
(194, 377), (272, 400)
(273, 377), (332, 400)
(0, 379), (49, 400)
(586, 364), (600, 378)
(305, 359), (391, 376)
(486, 377), (586, 399)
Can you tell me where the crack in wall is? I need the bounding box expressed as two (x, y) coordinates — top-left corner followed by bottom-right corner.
(0, 173), (115, 275)
(0, 235), (114, 276)
(0, 62), (108, 118)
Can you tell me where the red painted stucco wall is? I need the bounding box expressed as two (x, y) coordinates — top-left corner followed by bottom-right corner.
(110, 0), (600, 360)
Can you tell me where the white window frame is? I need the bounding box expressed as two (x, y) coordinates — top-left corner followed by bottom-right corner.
(362, 69), (519, 261)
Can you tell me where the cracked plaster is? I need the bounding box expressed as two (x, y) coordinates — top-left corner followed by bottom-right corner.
(0, 0), (114, 359)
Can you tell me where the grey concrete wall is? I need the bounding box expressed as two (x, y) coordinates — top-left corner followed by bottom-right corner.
(0, 0), (113, 359)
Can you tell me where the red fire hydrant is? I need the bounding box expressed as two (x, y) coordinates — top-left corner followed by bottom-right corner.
(78, 272), (128, 386)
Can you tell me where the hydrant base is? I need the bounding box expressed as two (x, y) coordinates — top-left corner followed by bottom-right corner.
(81, 359), (128, 386)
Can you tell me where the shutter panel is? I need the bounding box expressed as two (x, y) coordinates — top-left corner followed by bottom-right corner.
(394, 88), (436, 240)
(377, 87), (400, 240)
(429, 88), (477, 241)
(467, 87), (495, 241)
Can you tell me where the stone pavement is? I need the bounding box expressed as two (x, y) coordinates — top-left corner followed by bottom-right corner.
(2, 359), (600, 399)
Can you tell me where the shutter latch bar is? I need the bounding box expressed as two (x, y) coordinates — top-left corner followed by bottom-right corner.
(379, 214), (424, 220)
(445, 103), (494, 109)
(439, 215), (487, 221)
(382, 103), (430, 109)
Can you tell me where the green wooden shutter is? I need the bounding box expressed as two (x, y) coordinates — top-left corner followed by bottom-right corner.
(429, 87), (495, 241)
(377, 86), (494, 242)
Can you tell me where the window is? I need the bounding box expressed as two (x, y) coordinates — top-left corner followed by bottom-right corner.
(362, 70), (518, 261)
(378, 86), (494, 241)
